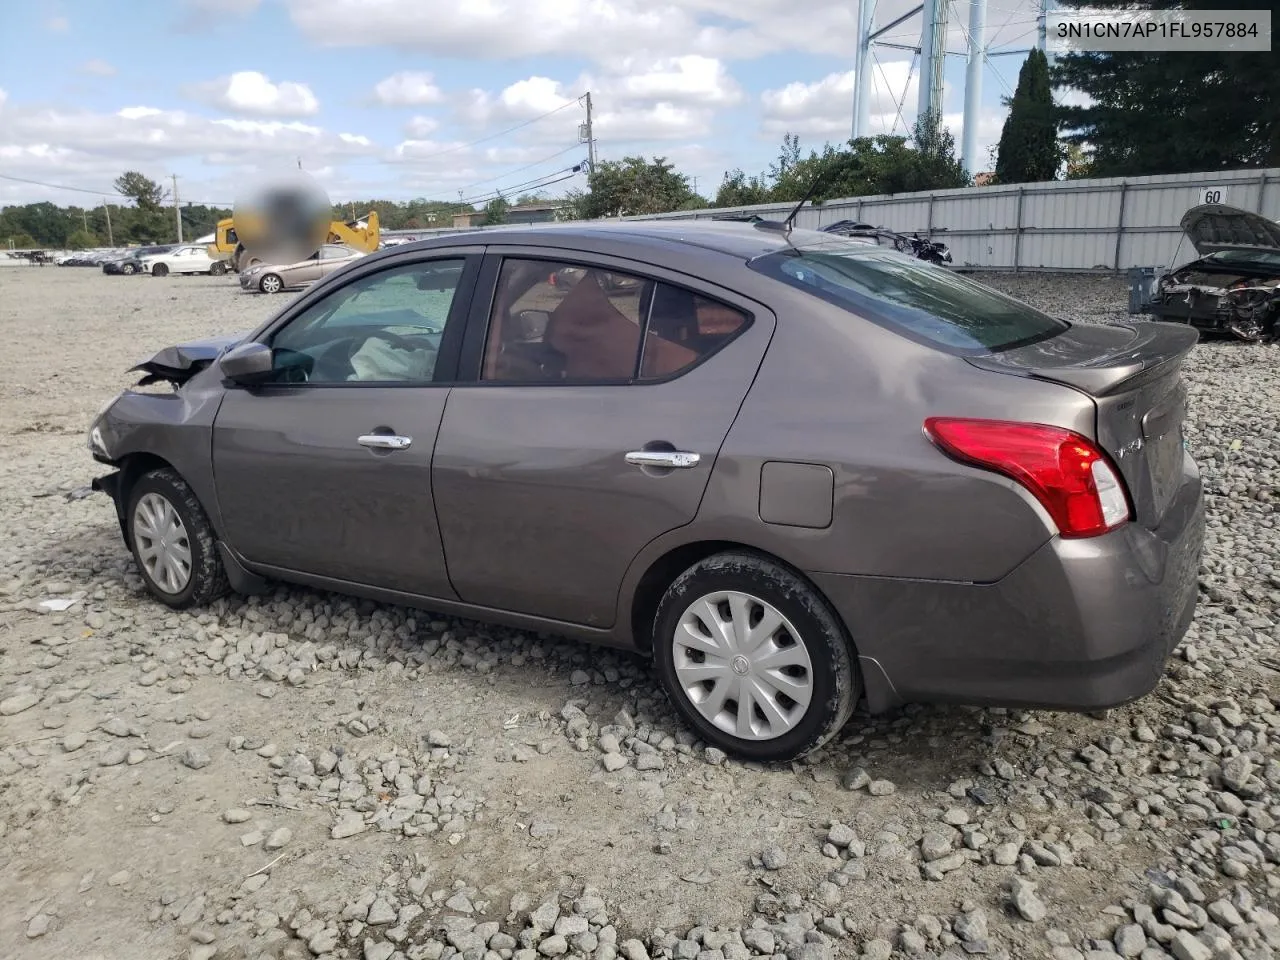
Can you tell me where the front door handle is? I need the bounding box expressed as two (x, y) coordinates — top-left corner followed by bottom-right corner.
(358, 434), (412, 451)
(625, 450), (700, 469)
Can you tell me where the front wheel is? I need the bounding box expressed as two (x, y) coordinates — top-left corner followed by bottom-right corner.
(652, 552), (859, 763)
(126, 468), (229, 609)
(259, 273), (283, 294)
(152, 263), (169, 278)
(120, 262), (136, 275)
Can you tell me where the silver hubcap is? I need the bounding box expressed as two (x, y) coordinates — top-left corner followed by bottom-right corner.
(262, 276), (280, 293)
(133, 493), (192, 594)
(673, 591), (813, 741)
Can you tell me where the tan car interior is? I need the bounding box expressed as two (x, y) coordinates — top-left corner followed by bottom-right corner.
(483, 261), (745, 382)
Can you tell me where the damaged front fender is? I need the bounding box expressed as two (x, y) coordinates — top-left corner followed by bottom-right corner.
(130, 331), (249, 386)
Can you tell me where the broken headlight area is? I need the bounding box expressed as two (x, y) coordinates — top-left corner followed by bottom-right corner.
(1155, 273), (1280, 343)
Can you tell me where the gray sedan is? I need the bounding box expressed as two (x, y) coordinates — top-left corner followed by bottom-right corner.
(85, 221), (1204, 762)
(239, 243), (365, 294)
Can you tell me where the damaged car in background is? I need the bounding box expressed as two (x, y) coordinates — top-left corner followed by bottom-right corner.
(1146, 203), (1280, 342)
(818, 220), (953, 266)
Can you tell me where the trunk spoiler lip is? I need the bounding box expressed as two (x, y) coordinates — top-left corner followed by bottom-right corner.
(964, 320), (1199, 398)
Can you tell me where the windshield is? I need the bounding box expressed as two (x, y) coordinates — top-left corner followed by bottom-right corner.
(750, 238), (1068, 354)
(1204, 248), (1280, 267)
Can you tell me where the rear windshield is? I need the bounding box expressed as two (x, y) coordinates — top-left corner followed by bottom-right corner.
(750, 239), (1068, 354)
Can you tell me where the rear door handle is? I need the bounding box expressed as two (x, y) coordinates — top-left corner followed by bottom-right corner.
(358, 434), (412, 450)
(625, 450), (700, 469)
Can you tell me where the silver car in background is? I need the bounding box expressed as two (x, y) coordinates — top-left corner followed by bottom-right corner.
(239, 243), (365, 294)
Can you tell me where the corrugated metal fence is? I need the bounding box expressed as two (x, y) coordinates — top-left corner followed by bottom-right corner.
(622, 167), (1280, 272)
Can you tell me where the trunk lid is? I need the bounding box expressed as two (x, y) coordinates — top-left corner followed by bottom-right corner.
(966, 320), (1198, 529)
(1181, 203), (1280, 256)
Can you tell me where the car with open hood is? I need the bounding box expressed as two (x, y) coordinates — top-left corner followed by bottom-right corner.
(85, 220), (1204, 762)
(1147, 203), (1280, 342)
(238, 243), (365, 294)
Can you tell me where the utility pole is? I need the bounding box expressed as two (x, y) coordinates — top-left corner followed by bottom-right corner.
(80, 208), (89, 232)
(102, 199), (113, 246)
(580, 93), (597, 174)
(171, 174), (183, 242)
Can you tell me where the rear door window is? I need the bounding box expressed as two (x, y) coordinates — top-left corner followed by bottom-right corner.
(750, 240), (1067, 354)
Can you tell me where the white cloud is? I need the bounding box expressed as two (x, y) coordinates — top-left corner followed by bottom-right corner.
(82, 59), (116, 77)
(590, 56), (741, 106)
(760, 64), (919, 139)
(0, 89), (7, 111)
(372, 71), (444, 106)
(459, 77), (577, 127)
(594, 103), (713, 141)
(187, 71), (320, 117)
(47, 15), (69, 31)
(404, 115), (440, 138)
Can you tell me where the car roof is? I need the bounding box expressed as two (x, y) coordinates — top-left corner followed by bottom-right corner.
(391, 219), (825, 263)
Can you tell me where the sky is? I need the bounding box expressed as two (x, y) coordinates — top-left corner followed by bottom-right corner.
(0, 0), (1048, 211)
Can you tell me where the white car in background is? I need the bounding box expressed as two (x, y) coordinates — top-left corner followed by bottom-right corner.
(141, 244), (228, 277)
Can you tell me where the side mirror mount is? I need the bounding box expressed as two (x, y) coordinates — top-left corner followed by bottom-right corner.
(219, 341), (274, 384)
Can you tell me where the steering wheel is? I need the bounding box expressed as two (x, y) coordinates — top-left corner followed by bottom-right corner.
(363, 329), (419, 351)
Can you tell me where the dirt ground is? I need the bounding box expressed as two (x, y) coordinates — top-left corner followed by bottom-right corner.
(1, 265), (1277, 960)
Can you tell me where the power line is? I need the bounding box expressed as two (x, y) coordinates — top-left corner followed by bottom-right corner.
(375, 97), (585, 167)
(456, 165), (586, 207)
(448, 144), (585, 196)
(0, 171), (231, 207)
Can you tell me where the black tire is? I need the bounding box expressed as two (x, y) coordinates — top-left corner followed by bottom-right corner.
(152, 262), (169, 278)
(259, 273), (284, 294)
(126, 468), (230, 609)
(210, 260), (227, 276)
(121, 262), (136, 275)
(651, 551), (859, 763)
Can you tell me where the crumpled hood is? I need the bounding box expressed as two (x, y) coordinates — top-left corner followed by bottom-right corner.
(130, 331), (249, 384)
(1180, 203), (1280, 255)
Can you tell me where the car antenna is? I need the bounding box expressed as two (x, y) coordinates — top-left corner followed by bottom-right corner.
(754, 162), (832, 236)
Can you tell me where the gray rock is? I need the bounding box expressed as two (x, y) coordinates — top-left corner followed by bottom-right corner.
(954, 909), (988, 943)
(787, 945), (832, 960)
(1169, 932), (1211, 960)
(921, 831), (955, 862)
(365, 940), (395, 960)
(761, 845), (788, 870)
(182, 747), (212, 770)
(827, 823), (857, 848)
(1009, 877), (1047, 922)
(842, 768), (870, 790)
(1, 692), (40, 716)
(868, 780), (896, 796)
(222, 808), (252, 824)
(602, 753), (628, 772)
(426, 730), (451, 748)
(539, 935), (570, 956)
(367, 898), (397, 925)
(332, 815), (368, 839)
(26, 913), (51, 938)
(1114, 924), (1147, 957)
(265, 827), (292, 850)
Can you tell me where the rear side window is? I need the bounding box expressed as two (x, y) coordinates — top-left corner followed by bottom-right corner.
(751, 244), (1067, 354)
(482, 258), (749, 383)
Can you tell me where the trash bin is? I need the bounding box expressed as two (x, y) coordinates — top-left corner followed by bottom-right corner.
(1127, 266), (1164, 315)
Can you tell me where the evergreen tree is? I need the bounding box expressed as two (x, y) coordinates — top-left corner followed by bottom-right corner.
(994, 49), (1060, 184)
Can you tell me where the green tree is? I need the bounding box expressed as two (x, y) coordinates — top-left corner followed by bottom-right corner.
(1053, 0), (1279, 175)
(481, 196), (509, 225)
(715, 169), (773, 207)
(66, 228), (100, 249)
(561, 156), (701, 219)
(114, 171), (165, 212)
(994, 49), (1060, 184)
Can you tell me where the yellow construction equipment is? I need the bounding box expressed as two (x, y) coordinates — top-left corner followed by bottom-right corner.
(206, 211), (380, 271)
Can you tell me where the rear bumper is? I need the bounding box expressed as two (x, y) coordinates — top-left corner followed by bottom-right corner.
(814, 455), (1204, 713)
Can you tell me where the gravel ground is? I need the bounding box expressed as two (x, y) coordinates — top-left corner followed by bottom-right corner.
(1, 267), (1278, 960)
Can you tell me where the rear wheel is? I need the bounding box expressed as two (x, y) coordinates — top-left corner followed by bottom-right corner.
(210, 261), (227, 276)
(259, 273), (283, 294)
(152, 262), (169, 278)
(126, 468), (229, 609)
(651, 551), (858, 762)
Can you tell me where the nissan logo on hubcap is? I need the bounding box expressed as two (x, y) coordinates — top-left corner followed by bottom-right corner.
(731, 655), (750, 676)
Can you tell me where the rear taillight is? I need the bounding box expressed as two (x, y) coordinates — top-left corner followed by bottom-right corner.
(923, 417), (1131, 538)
